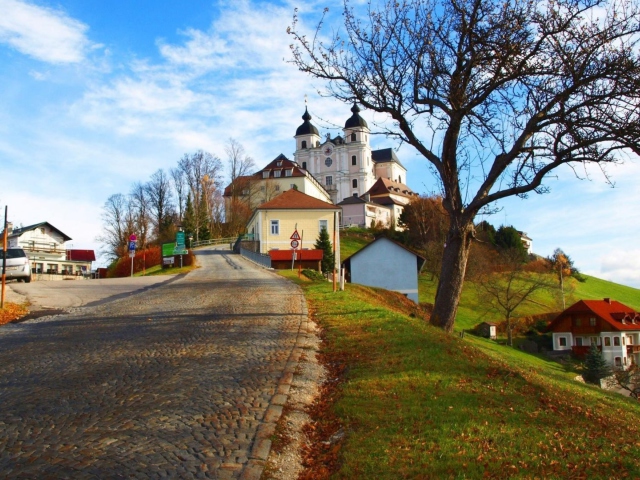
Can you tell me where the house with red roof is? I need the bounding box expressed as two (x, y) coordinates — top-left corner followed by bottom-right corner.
(548, 298), (640, 368)
(245, 189), (340, 257)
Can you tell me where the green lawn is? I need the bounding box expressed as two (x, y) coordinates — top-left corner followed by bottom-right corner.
(133, 264), (196, 276)
(281, 271), (640, 478)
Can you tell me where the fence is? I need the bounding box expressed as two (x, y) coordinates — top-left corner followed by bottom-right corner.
(191, 237), (237, 249)
(239, 247), (272, 268)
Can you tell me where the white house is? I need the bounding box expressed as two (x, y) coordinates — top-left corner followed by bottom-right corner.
(6, 222), (95, 279)
(342, 236), (425, 303)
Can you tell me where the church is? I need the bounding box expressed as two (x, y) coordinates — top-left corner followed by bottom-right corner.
(224, 104), (417, 230)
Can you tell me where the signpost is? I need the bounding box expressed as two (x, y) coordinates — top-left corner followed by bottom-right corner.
(129, 234), (137, 277)
(174, 231), (188, 267)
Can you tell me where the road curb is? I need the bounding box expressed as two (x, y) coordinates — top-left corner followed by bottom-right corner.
(241, 283), (311, 480)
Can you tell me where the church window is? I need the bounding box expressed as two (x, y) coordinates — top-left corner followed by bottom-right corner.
(398, 175), (402, 183)
(326, 176), (333, 186)
(325, 157), (333, 167)
(302, 162), (307, 170)
(352, 155), (357, 166)
(301, 140), (307, 149)
(352, 179), (358, 188)
(353, 193), (358, 197)
(351, 133), (356, 141)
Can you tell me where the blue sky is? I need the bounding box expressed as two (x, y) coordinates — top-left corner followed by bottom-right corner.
(1, 0), (639, 288)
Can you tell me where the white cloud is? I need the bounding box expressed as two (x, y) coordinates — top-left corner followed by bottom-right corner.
(599, 249), (640, 288)
(0, 0), (91, 63)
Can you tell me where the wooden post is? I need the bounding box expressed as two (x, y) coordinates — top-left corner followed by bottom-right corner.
(1, 206), (8, 308)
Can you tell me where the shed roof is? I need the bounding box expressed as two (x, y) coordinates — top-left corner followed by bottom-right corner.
(341, 236), (425, 272)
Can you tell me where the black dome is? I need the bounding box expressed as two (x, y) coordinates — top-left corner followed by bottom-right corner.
(296, 107), (319, 136)
(344, 103), (368, 129)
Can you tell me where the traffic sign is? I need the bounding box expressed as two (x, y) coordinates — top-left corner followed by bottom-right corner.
(290, 239), (299, 249)
(128, 241), (136, 251)
(290, 230), (300, 240)
(129, 234), (137, 242)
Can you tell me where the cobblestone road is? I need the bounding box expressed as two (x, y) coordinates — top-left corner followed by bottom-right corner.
(0, 249), (308, 479)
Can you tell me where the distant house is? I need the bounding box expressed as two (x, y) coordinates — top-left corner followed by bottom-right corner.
(6, 222), (95, 279)
(518, 231), (533, 254)
(548, 298), (640, 368)
(337, 195), (392, 229)
(223, 154), (332, 221)
(342, 236), (425, 303)
(245, 189), (340, 255)
(477, 322), (498, 340)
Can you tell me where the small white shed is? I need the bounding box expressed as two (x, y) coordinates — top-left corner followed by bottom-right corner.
(342, 236), (425, 303)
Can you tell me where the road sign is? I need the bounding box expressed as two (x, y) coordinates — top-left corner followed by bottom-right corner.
(129, 234), (137, 242)
(128, 241), (136, 251)
(129, 251), (135, 258)
(290, 239), (299, 249)
(290, 230), (300, 241)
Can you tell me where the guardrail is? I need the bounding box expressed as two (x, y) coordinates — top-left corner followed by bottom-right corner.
(191, 237), (238, 248)
(239, 247), (272, 268)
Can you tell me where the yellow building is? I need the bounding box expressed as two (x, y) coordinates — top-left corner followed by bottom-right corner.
(246, 189), (340, 254)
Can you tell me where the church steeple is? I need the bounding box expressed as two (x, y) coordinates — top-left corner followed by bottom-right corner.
(345, 103), (368, 129)
(296, 107), (319, 136)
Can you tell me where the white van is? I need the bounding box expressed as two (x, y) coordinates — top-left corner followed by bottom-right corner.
(3, 248), (32, 282)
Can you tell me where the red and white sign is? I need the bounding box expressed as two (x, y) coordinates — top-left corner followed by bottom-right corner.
(290, 239), (299, 249)
(129, 234), (137, 242)
(290, 230), (300, 241)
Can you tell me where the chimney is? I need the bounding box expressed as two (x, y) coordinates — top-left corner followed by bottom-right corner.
(604, 298), (611, 304)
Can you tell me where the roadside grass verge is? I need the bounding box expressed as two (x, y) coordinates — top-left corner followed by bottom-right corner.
(133, 264), (196, 276)
(281, 272), (640, 478)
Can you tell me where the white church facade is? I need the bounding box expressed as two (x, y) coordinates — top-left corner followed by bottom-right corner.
(293, 104), (410, 206)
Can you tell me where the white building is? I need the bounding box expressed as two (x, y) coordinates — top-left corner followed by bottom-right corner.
(293, 104), (409, 205)
(6, 222), (95, 279)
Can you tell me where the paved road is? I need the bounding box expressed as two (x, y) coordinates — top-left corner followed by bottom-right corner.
(0, 248), (308, 479)
(7, 273), (183, 311)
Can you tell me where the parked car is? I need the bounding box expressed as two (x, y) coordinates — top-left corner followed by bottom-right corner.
(3, 248), (32, 282)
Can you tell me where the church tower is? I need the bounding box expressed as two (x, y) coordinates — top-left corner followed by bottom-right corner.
(341, 103), (375, 202)
(293, 107), (320, 173)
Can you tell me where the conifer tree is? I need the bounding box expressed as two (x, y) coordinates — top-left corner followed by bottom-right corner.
(314, 227), (334, 274)
(582, 347), (613, 385)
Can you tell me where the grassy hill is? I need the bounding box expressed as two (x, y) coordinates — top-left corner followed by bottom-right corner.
(340, 229), (640, 331)
(280, 271), (640, 478)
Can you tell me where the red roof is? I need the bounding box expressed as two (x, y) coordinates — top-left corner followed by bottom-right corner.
(66, 249), (96, 262)
(549, 299), (640, 331)
(268, 249), (323, 261)
(257, 189), (339, 210)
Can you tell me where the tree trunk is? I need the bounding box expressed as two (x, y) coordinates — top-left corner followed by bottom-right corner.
(430, 221), (474, 333)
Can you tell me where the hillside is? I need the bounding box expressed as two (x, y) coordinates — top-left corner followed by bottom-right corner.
(282, 272), (640, 478)
(340, 229), (640, 331)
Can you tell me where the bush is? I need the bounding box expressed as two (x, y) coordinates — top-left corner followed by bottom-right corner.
(302, 269), (325, 281)
(108, 247), (195, 277)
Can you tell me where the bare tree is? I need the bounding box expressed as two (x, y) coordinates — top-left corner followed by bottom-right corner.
(178, 151), (224, 241)
(289, 0), (640, 332)
(606, 365), (640, 398)
(170, 167), (187, 223)
(479, 250), (550, 346)
(129, 182), (151, 249)
(226, 138), (256, 201)
(145, 169), (175, 243)
(97, 194), (130, 262)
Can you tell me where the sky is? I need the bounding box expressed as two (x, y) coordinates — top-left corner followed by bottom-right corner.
(1, 0), (639, 288)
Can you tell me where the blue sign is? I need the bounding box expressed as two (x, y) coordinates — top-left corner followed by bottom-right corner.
(128, 241), (137, 251)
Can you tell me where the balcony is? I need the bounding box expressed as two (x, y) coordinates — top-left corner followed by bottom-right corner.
(572, 345), (601, 357)
(627, 345), (640, 354)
